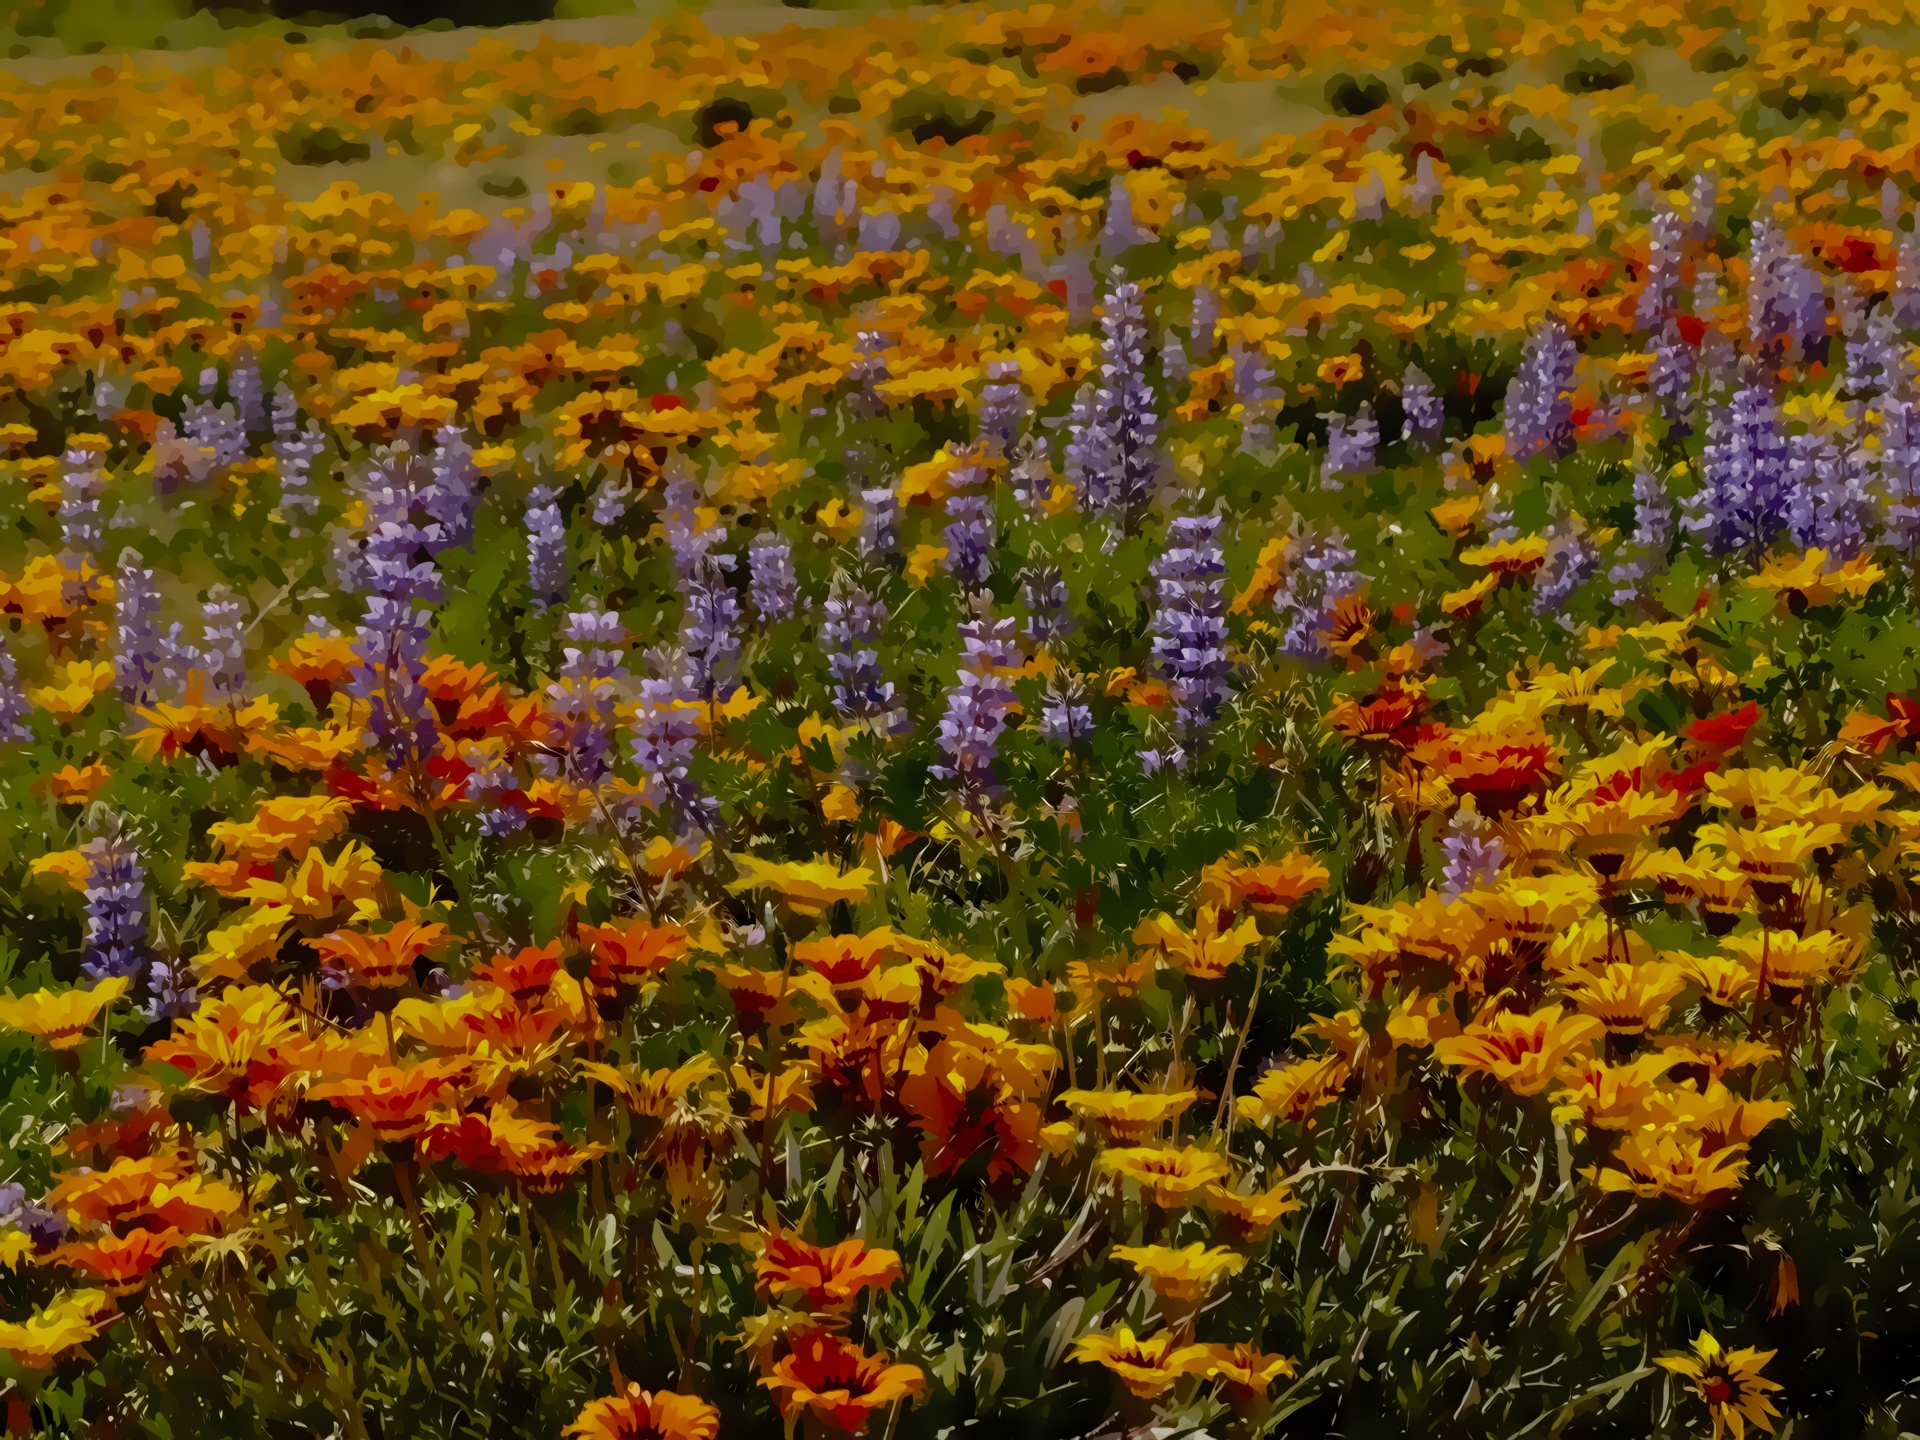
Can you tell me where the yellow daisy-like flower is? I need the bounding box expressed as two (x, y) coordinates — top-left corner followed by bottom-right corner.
(726, 854), (876, 916)
(1655, 1332), (1784, 1439)
(1069, 1326), (1209, 1399)
(1110, 1242), (1246, 1302)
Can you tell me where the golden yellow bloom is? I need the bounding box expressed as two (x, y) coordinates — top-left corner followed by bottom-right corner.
(726, 854), (876, 916)
(563, 1385), (720, 1440)
(1694, 821), (1843, 884)
(1670, 949), (1760, 1008)
(0, 975), (130, 1050)
(1070, 1326), (1209, 1399)
(1562, 960), (1688, 1035)
(1180, 1341), (1297, 1395)
(1195, 851), (1330, 917)
(1746, 548), (1883, 610)
(0, 1290), (119, 1369)
(1431, 1005), (1603, 1094)
(1094, 1145), (1233, 1207)
(1655, 1332), (1784, 1440)
(1550, 1052), (1682, 1131)
(1203, 1180), (1302, 1240)
(1593, 1131), (1749, 1205)
(1110, 1242), (1246, 1302)
(1718, 929), (1854, 989)
(1132, 905), (1262, 980)
(1460, 534), (1550, 577)
(1234, 1054), (1351, 1126)
(27, 660), (117, 720)
(1057, 1088), (1197, 1142)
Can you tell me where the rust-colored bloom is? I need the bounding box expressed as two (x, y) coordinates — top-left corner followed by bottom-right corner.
(1196, 851), (1330, 918)
(51, 1226), (183, 1293)
(563, 1385), (720, 1440)
(309, 1058), (471, 1141)
(753, 1232), (904, 1310)
(313, 919), (450, 990)
(761, 1331), (926, 1435)
(579, 917), (689, 989)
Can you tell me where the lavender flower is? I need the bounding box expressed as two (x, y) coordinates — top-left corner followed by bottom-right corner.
(748, 532), (797, 622)
(977, 359), (1028, 459)
(1747, 218), (1826, 361)
(1648, 317), (1697, 427)
(859, 484), (899, 558)
(1020, 563), (1073, 646)
(1231, 343), (1281, 456)
(1895, 232), (1920, 331)
(58, 448), (105, 599)
(1148, 514), (1232, 737)
(1608, 468), (1676, 606)
(1098, 274), (1162, 532)
(592, 472), (632, 528)
(1063, 380), (1116, 514)
(1881, 393), (1920, 551)
(464, 740), (529, 837)
(1842, 306), (1906, 423)
(274, 423), (324, 530)
(1321, 404), (1379, 489)
(0, 636), (30, 743)
(1009, 447), (1052, 522)
(229, 347), (265, 437)
(425, 426), (480, 553)
(271, 382), (300, 444)
(661, 472), (724, 585)
(1635, 207), (1684, 332)
(847, 330), (891, 419)
(942, 446), (995, 590)
(1503, 320), (1578, 462)
(1440, 811), (1505, 896)
(79, 834), (148, 985)
(1273, 530), (1365, 660)
(1685, 172), (1718, 246)
(1038, 670), (1092, 748)
(1786, 433), (1877, 560)
(1401, 365), (1445, 448)
(930, 617), (1022, 808)
(546, 601), (626, 783)
(1533, 519), (1599, 625)
(526, 484), (566, 610)
(631, 647), (714, 833)
(821, 574), (896, 726)
(1684, 378), (1789, 557)
(198, 586), (248, 702)
(350, 595), (436, 773)
(112, 549), (164, 704)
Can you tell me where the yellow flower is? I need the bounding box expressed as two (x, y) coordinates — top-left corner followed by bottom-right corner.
(1180, 1341), (1297, 1395)
(1431, 1005), (1603, 1095)
(27, 659), (116, 720)
(1132, 905), (1262, 980)
(1746, 548), (1883, 609)
(1203, 1180), (1303, 1240)
(726, 854), (876, 916)
(1593, 1131), (1749, 1206)
(1655, 1332), (1784, 1439)
(1717, 928), (1853, 989)
(0, 975), (130, 1050)
(1069, 1326), (1209, 1399)
(1057, 1088), (1197, 1142)
(1111, 1242), (1246, 1302)
(1234, 1053), (1350, 1126)
(1561, 960), (1688, 1035)
(1094, 1145), (1232, 1207)
(905, 542), (949, 585)
(0, 1290), (119, 1369)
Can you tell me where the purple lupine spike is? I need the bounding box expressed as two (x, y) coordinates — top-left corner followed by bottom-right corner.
(1009, 446), (1052, 522)
(0, 635), (30, 742)
(1842, 306), (1905, 421)
(1693, 270), (1739, 394)
(1020, 562), (1073, 646)
(1532, 519), (1599, 625)
(1063, 379), (1116, 515)
(1648, 317), (1698, 427)
(747, 532), (798, 622)
(271, 382), (300, 444)
(1635, 208), (1684, 333)
(859, 484), (899, 558)
(1684, 377), (1789, 557)
(112, 550), (164, 704)
(1503, 320), (1578, 462)
(660, 472), (724, 586)
(930, 616), (1022, 808)
(680, 547), (741, 711)
(181, 378), (247, 473)
(1272, 530), (1365, 661)
(1099, 274), (1162, 533)
(1787, 432), (1876, 560)
(1895, 232), (1920, 331)
(526, 484), (567, 611)
(349, 595), (436, 773)
(1481, 483), (1519, 544)
(1881, 393), (1920, 551)
(1321, 404), (1379, 489)
(358, 448), (446, 605)
(156, 622), (194, 702)
(425, 426), (480, 553)
(631, 645), (715, 834)
(464, 740), (530, 837)
(1148, 514), (1233, 737)
(1231, 343), (1281, 456)
(1160, 334), (1189, 394)
(1038, 669), (1092, 747)
(546, 600), (627, 784)
(592, 472), (631, 528)
(92, 373), (122, 421)
(942, 445), (995, 590)
(274, 423), (324, 531)
(229, 347), (265, 437)
(1401, 365), (1445, 449)
(198, 587), (248, 702)
(1440, 812), (1505, 897)
(821, 574), (896, 727)
(1607, 468), (1676, 606)
(847, 330), (891, 419)
(1747, 218), (1826, 360)
(58, 447), (105, 583)
(78, 833), (149, 985)
(977, 360), (1029, 459)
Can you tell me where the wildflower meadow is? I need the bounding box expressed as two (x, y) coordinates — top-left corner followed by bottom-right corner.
(2, 0), (1920, 1434)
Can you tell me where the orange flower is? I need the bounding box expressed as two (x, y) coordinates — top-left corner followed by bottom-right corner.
(752, 1232), (904, 1310)
(313, 920), (450, 990)
(563, 1386), (720, 1440)
(792, 927), (912, 986)
(579, 917), (689, 989)
(761, 1331), (926, 1435)
(1196, 851), (1330, 918)
(1431, 1005), (1603, 1095)
(1203, 1180), (1303, 1241)
(146, 984), (313, 1106)
(1070, 1326), (1208, 1399)
(1181, 1341), (1297, 1397)
(309, 1059), (470, 1141)
(1655, 1332), (1783, 1440)
(1234, 1054), (1350, 1127)
(51, 1226), (183, 1293)
(1593, 1131), (1749, 1206)
(1133, 905), (1263, 980)
(473, 942), (564, 1003)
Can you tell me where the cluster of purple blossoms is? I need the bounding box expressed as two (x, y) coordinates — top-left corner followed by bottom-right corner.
(1008, 447), (1052, 522)
(181, 367), (249, 474)
(1503, 320), (1578, 462)
(1440, 810), (1506, 897)
(1648, 318), (1698, 427)
(1634, 207), (1685, 332)
(112, 549), (164, 703)
(78, 834), (148, 985)
(1533, 519), (1600, 625)
(198, 587), (249, 703)
(748, 532), (798, 622)
(1062, 380), (1116, 511)
(464, 740), (529, 838)
(1747, 218), (1827, 361)
(273, 414), (325, 532)
(1684, 378), (1789, 557)
(1608, 468), (1676, 607)
(1842, 305), (1905, 422)
(847, 330), (891, 420)
(353, 595), (436, 773)
(1148, 514), (1232, 738)
(821, 574), (897, 727)
(1881, 393), (1920, 552)
(976, 359), (1028, 459)
(631, 646), (716, 834)
(1895, 232), (1920, 330)
(930, 617), (1022, 808)
(229, 347), (266, 437)
(1038, 670), (1093, 748)
(1272, 530), (1365, 660)
(1400, 366), (1445, 449)
(1786, 433), (1878, 560)
(1020, 563), (1073, 646)
(942, 445), (995, 590)
(546, 601), (627, 784)
(1230, 342), (1282, 456)
(425, 427), (480, 553)
(1095, 276), (1162, 533)
(525, 484), (567, 610)
(0, 635), (31, 742)
(1321, 404), (1379, 489)
(859, 484), (899, 557)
